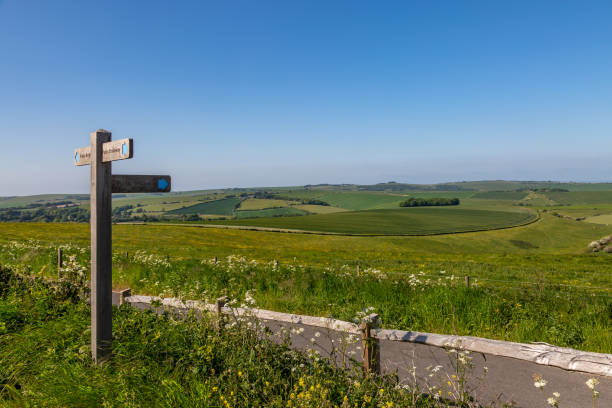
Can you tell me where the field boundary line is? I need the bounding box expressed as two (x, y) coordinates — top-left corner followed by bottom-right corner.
(116, 210), (541, 237)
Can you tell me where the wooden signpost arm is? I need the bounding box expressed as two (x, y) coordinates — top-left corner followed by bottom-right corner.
(90, 129), (113, 362)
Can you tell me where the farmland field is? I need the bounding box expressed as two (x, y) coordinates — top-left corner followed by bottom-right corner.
(208, 207), (538, 235)
(294, 204), (346, 214)
(237, 198), (296, 210)
(234, 207), (308, 219)
(167, 197), (240, 215)
(471, 191), (528, 200)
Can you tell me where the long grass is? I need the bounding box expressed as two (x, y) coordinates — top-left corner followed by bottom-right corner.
(0, 265), (453, 407)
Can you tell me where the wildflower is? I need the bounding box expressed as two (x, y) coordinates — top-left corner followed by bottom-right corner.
(533, 375), (547, 389)
(314, 331), (321, 338)
(547, 394), (559, 407)
(586, 378), (599, 390)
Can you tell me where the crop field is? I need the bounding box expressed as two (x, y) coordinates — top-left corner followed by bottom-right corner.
(471, 191), (528, 200)
(167, 197), (241, 216)
(234, 207), (308, 219)
(208, 208), (538, 235)
(294, 204), (346, 214)
(238, 198), (296, 210)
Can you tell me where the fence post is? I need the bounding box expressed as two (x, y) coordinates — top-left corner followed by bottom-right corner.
(360, 313), (380, 375)
(57, 248), (63, 278)
(356, 265), (360, 276)
(213, 256), (218, 264)
(215, 296), (229, 330)
(465, 276), (470, 288)
(274, 260), (279, 269)
(119, 288), (131, 306)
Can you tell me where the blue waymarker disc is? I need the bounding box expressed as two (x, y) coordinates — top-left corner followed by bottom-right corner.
(158, 178), (169, 191)
(75, 152), (80, 163)
(122, 143), (128, 156)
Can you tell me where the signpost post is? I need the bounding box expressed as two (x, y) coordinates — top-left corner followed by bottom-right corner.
(74, 129), (171, 362)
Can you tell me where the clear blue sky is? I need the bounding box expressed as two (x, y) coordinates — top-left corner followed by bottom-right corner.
(1, 0), (611, 195)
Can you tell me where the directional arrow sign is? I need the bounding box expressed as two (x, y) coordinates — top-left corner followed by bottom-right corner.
(74, 138), (133, 166)
(112, 175), (172, 193)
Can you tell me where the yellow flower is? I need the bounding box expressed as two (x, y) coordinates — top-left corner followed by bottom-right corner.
(238, 371), (242, 377)
(385, 402), (394, 407)
(379, 388), (384, 394)
(212, 386), (218, 392)
(265, 381), (270, 387)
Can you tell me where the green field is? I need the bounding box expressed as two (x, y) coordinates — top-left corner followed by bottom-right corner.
(209, 207), (538, 235)
(471, 191), (528, 200)
(294, 204), (346, 214)
(544, 191), (612, 205)
(585, 214), (612, 225)
(238, 198), (296, 210)
(167, 197), (241, 216)
(234, 207), (308, 219)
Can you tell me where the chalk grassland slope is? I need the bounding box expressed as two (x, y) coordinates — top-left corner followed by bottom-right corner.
(442, 181), (612, 192)
(585, 214), (612, 225)
(208, 208), (538, 235)
(471, 191), (528, 200)
(167, 197), (241, 216)
(237, 198), (297, 210)
(544, 191), (612, 205)
(234, 207), (308, 219)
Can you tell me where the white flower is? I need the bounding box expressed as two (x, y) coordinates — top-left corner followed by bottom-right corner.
(547, 396), (558, 406)
(553, 392), (560, 398)
(586, 378), (599, 390)
(314, 332), (320, 338)
(533, 375), (547, 389)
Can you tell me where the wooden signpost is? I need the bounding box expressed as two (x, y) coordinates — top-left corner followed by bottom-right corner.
(74, 129), (171, 362)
